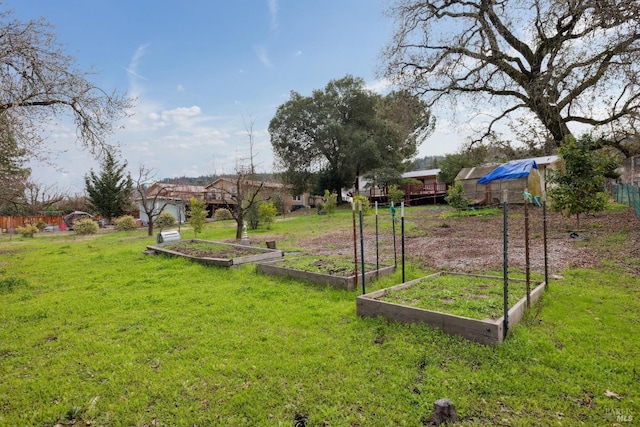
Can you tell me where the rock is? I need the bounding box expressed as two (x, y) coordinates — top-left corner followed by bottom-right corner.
(429, 398), (458, 425)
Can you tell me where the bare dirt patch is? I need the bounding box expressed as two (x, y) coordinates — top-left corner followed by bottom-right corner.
(286, 205), (640, 276)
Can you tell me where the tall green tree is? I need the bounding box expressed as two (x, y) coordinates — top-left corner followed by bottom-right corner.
(269, 75), (434, 200)
(84, 151), (133, 224)
(548, 134), (619, 228)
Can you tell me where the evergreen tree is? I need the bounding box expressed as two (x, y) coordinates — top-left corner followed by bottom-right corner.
(84, 151), (133, 224)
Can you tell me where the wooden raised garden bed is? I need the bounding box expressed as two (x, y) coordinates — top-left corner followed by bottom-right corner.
(356, 272), (546, 345)
(257, 255), (396, 291)
(146, 239), (284, 267)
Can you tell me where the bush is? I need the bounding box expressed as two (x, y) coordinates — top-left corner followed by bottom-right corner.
(352, 194), (372, 216)
(115, 215), (138, 232)
(188, 197), (207, 237)
(246, 202), (261, 230)
(155, 211), (176, 230)
(445, 181), (469, 214)
(74, 218), (99, 235)
(16, 224), (38, 237)
(387, 185), (405, 205)
(320, 190), (337, 216)
(35, 221), (47, 231)
(214, 208), (233, 221)
(259, 202), (277, 229)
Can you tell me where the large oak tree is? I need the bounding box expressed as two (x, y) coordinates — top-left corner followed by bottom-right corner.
(0, 9), (132, 164)
(269, 75), (434, 199)
(382, 0), (640, 156)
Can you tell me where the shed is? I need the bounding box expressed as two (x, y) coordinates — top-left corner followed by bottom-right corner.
(456, 156), (560, 205)
(476, 159), (542, 205)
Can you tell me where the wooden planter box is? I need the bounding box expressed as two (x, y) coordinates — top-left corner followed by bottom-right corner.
(356, 272), (546, 345)
(257, 260), (396, 291)
(146, 239), (284, 267)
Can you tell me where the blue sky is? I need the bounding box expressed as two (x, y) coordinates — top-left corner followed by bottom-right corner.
(9, 0), (465, 191)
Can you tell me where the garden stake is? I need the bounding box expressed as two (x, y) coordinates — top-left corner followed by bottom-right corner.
(352, 202), (358, 283)
(375, 201), (379, 279)
(390, 202), (397, 268)
(543, 192), (549, 290)
(502, 190), (509, 338)
(359, 201), (366, 294)
(524, 190), (531, 308)
(401, 202), (405, 283)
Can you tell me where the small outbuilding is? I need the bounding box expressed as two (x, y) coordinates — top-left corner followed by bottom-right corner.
(456, 155), (560, 205)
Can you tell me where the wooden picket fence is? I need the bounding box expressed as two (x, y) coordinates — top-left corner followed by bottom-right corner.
(0, 215), (64, 232)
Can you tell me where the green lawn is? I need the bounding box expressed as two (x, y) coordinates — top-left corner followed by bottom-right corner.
(1, 207), (638, 426)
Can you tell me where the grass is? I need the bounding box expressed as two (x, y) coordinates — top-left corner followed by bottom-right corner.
(380, 273), (532, 320)
(1, 206), (638, 426)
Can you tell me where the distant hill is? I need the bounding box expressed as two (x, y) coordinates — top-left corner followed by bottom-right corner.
(412, 155), (445, 170)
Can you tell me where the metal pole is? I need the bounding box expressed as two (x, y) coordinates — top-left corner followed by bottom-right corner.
(352, 202), (358, 282)
(375, 201), (379, 279)
(359, 201), (366, 294)
(503, 190), (509, 339)
(391, 202), (397, 268)
(401, 202), (405, 283)
(543, 192), (549, 290)
(524, 191), (531, 308)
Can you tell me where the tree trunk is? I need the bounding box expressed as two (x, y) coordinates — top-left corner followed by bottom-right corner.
(235, 213), (243, 240)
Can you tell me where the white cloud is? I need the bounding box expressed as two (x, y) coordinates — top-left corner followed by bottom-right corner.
(176, 84), (185, 92)
(267, 0), (278, 31)
(366, 78), (392, 94)
(255, 45), (272, 67)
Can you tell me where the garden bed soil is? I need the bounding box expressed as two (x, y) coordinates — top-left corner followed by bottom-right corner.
(257, 256), (395, 290)
(146, 239), (283, 267)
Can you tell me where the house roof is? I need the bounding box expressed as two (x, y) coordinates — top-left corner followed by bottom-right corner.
(205, 177), (285, 190)
(528, 155), (559, 166)
(149, 182), (206, 195)
(455, 165), (498, 181)
(402, 168), (441, 179)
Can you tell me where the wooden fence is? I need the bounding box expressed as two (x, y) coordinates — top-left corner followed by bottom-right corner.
(1, 215), (64, 232)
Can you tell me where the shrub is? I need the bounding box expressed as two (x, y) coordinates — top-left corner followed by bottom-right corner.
(188, 197), (207, 237)
(155, 211), (176, 230)
(445, 181), (469, 215)
(321, 190), (337, 216)
(115, 215), (138, 232)
(271, 193), (285, 215)
(214, 208), (233, 221)
(259, 202), (277, 229)
(35, 221), (47, 231)
(74, 218), (99, 235)
(16, 224), (38, 237)
(352, 194), (372, 216)
(387, 185), (405, 205)
(245, 202), (261, 230)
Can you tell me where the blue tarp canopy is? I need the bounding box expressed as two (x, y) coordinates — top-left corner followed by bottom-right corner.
(477, 159), (539, 184)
